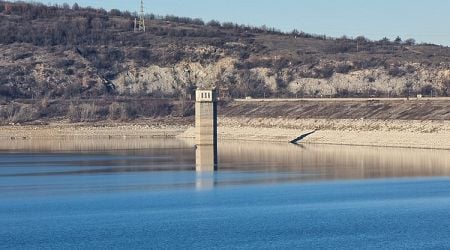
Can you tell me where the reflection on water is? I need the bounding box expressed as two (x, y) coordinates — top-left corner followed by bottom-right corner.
(2, 138), (450, 249)
(0, 137), (188, 151)
(0, 138), (449, 184)
(195, 172), (216, 191)
(196, 145), (217, 172)
(219, 141), (450, 180)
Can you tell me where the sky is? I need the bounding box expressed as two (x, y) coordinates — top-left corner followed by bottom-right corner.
(40, 0), (450, 46)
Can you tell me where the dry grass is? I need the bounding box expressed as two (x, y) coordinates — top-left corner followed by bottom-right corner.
(0, 99), (191, 124)
(0, 103), (40, 124)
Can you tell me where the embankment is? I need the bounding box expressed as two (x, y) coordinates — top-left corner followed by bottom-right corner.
(180, 98), (450, 149)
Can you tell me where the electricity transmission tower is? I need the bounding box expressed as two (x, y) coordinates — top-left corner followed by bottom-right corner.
(134, 0), (146, 32)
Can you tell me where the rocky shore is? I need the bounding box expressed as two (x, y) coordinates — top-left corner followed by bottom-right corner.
(1, 117), (447, 151)
(0, 123), (186, 140)
(180, 117), (450, 150)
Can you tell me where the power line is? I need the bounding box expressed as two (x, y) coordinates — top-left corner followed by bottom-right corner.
(134, 0), (145, 32)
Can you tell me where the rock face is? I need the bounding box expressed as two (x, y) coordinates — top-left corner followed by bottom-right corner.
(288, 67), (450, 97)
(112, 58), (237, 96)
(112, 59), (450, 98)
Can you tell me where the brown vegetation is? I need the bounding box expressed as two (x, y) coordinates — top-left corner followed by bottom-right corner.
(0, 1), (449, 123)
(0, 98), (194, 124)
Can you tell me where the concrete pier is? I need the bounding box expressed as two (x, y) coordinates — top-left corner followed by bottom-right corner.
(195, 89), (218, 171)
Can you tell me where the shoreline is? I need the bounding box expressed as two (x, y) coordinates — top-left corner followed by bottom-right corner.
(178, 117), (450, 150)
(0, 123), (186, 140)
(0, 117), (449, 150)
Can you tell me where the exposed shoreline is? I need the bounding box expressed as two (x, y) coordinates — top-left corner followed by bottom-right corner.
(0, 123), (186, 140)
(1, 117), (449, 150)
(178, 117), (450, 150)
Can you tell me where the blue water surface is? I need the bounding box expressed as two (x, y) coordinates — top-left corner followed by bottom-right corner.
(1, 144), (450, 249)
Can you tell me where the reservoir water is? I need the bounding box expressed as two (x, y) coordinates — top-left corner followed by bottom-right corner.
(1, 138), (450, 249)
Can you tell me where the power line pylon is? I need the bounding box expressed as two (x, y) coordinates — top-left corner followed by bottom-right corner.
(138, 0), (145, 32)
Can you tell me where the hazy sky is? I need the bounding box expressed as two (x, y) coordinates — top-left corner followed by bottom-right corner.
(41, 0), (450, 46)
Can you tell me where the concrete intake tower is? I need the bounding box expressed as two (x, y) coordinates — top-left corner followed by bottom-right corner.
(195, 89), (218, 171)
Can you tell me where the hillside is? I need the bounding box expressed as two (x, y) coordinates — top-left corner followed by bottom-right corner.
(1, 1), (450, 124)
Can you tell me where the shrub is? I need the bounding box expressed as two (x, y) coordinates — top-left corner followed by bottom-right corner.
(404, 38), (416, 46)
(316, 65), (334, 78)
(273, 58), (290, 72)
(238, 50), (250, 60)
(64, 82), (82, 98)
(0, 85), (22, 98)
(180, 100), (194, 117)
(55, 59), (75, 68)
(335, 88), (351, 97)
(406, 65), (416, 73)
(403, 82), (414, 97)
(65, 68), (75, 75)
(335, 64), (352, 74)
(207, 20), (221, 27)
(353, 58), (385, 69)
(420, 84), (434, 96)
(13, 52), (33, 60)
(0, 103), (40, 124)
(275, 77), (288, 90)
(325, 40), (353, 53)
(108, 102), (123, 120)
(11, 105), (40, 123)
(67, 102), (101, 122)
(125, 103), (140, 120)
(388, 66), (406, 77)
(222, 22), (235, 29)
(109, 9), (122, 16)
